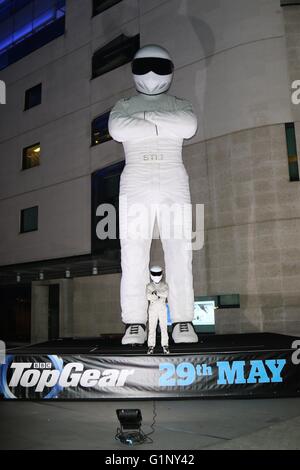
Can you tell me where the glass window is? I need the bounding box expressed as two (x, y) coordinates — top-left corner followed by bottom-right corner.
(285, 123), (299, 182)
(20, 206), (38, 233)
(92, 0), (122, 17)
(22, 142), (41, 170)
(218, 294), (240, 309)
(91, 161), (125, 265)
(91, 111), (111, 146)
(92, 34), (140, 79)
(281, 0), (300, 5)
(0, 0), (66, 71)
(194, 294), (240, 309)
(24, 83), (42, 110)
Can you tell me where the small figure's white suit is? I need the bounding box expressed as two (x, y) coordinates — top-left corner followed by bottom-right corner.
(108, 45), (198, 345)
(147, 266), (169, 350)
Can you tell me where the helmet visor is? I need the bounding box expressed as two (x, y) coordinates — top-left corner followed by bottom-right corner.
(132, 58), (174, 76)
(150, 270), (163, 277)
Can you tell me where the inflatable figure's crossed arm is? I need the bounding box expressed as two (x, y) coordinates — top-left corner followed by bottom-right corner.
(108, 99), (157, 141)
(108, 98), (197, 142)
(145, 101), (197, 139)
(146, 283), (169, 302)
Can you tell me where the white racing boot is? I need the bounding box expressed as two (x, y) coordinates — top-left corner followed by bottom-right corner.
(122, 324), (147, 345)
(172, 322), (198, 344)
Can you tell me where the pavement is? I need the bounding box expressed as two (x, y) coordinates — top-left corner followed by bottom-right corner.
(0, 398), (300, 450)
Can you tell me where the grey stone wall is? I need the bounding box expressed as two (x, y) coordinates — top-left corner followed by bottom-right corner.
(283, 5), (300, 122)
(191, 124), (300, 335)
(72, 274), (123, 336)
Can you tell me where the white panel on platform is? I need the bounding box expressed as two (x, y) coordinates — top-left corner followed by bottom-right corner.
(193, 300), (215, 327)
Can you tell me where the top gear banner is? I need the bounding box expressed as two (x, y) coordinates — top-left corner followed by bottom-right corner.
(1, 350), (300, 400)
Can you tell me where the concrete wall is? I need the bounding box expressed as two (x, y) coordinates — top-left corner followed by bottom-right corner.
(202, 123), (300, 335)
(31, 279), (74, 343)
(0, 0), (93, 265)
(282, 4), (300, 123)
(72, 274), (123, 336)
(0, 176), (91, 264)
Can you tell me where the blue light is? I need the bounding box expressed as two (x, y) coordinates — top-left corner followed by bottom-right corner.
(0, 36), (12, 51)
(33, 10), (56, 30)
(56, 8), (65, 19)
(13, 23), (33, 43)
(0, 1), (65, 54)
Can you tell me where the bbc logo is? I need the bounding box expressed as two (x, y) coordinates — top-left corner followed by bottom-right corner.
(33, 363), (52, 369)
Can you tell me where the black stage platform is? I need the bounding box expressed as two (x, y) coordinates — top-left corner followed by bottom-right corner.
(6, 332), (298, 355)
(1, 333), (300, 400)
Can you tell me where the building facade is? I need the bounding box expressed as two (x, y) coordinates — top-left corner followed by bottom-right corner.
(0, 0), (300, 342)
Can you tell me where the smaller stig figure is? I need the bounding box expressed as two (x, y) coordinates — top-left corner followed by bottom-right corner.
(147, 266), (169, 355)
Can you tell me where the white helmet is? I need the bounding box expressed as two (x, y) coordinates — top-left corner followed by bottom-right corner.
(132, 45), (174, 96)
(150, 265), (163, 284)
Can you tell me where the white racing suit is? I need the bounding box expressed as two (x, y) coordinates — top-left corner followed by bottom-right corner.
(108, 93), (198, 325)
(147, 281), (169, 347)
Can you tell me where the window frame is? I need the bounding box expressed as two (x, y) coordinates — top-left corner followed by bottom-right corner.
(91, 160), (125, 267)
(24, 83), (42, 111)
(22, 142), (41, 171)
(285, 122), (299, 182)
(20, 206), (39, 234)
(0, 1), (66, 71)
(280, 0), (300, 6)
(91, 110), (112, 146)
(194, 294), (240, 310)
(92, 33), (140, 79)
(92, 0), (122, 17)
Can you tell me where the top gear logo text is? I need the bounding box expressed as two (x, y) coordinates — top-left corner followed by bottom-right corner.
(0, 356), (135, 399)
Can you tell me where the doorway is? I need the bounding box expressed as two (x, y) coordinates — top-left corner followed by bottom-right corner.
(48, 284), (60, 340)
(0, 284), (31, 343)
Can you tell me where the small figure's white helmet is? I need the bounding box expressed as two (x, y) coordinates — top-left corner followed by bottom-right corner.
(150, 265), (163, 284)
(132, 45), (174, 96)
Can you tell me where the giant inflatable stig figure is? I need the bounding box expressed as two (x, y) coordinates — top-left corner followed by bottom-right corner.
(109, 45), (198, 345)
